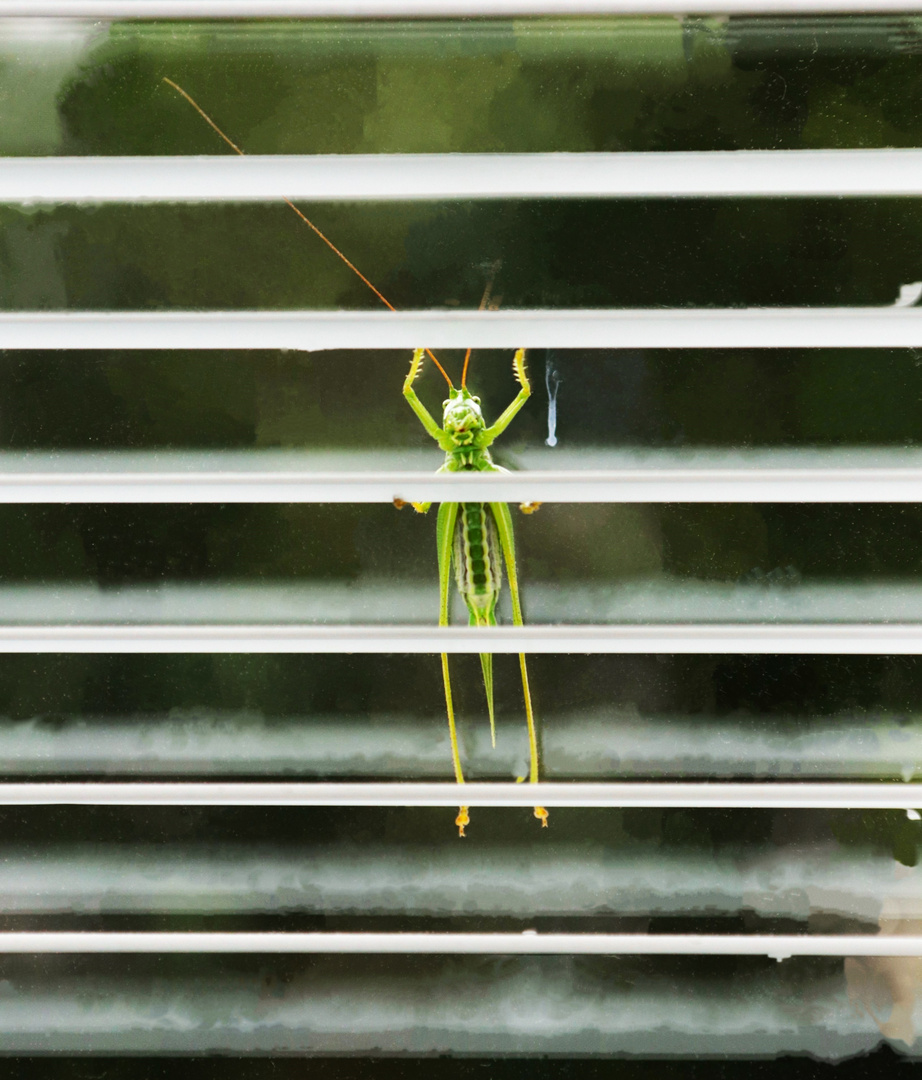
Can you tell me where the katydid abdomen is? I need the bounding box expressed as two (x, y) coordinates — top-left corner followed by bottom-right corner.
(453, 502), (503, 625)
(452, 501), (503, 753)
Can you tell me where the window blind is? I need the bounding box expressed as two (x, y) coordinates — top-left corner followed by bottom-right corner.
(1, 5), (922, 1068)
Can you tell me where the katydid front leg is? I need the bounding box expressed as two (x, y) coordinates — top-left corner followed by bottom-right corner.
(480, 350), (542, 516)
(403, 348), (442, 445)
(399, 348), (441, 515)
(480, 349), (531, 445)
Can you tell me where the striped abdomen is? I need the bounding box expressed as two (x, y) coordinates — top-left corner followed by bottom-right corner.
(452, 502), (503, 624)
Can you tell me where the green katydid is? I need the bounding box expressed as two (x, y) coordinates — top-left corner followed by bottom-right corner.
(398, 344), (547, 835)
(164, 79), (547, 835)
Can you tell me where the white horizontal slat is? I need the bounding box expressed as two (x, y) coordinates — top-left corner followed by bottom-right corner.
(2, 623), (922, 652)
(6, 1), (922, 15)
(0, 781), (918, 808)
(4, 151), (922, 202)
(6, 449), (922, 502)
(5, 308), (922, 351)
(0, 931), (916, 959)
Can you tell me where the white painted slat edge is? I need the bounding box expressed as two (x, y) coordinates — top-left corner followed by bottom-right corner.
(0, 780), (919, 807)
(1, 623), (922, 652)
(4, 307), (922, 350)
(4, 467), (922, 502)
(5, 151), (922, 202)
(4, 450), (922, 502)
(0, 931), (916, 958)
(5, 1), (922, 16)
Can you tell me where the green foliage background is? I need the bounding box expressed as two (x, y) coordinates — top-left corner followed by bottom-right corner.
(0, 19), (919, 593)
(4, 17), (922, 455)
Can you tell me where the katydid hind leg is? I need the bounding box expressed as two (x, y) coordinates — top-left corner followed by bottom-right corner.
(441, 654), (469, 836)
(490, 502), (548, 828)
(469, 596), (497, 749)
(479, 648), (496, 749)
(437, 502), (468, 835)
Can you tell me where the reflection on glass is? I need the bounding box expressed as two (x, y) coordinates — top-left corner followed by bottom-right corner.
(847, 862), (922, 1047)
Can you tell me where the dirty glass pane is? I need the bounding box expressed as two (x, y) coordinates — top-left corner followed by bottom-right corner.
(1, 11), (921, 1073)
(0, 951), (912, 1057)
(5, 15), (922, 159)
(0, 502), (919, 625)
(4, 653), (922, 781)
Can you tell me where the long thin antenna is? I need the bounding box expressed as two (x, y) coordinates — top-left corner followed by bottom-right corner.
(162, 77), (453, 389)
(461, 262), (499, 389)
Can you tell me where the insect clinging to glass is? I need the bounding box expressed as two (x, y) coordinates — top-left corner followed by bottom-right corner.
(163, 78), (548, 836)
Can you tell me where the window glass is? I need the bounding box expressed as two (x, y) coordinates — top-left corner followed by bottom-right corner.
(1, 14), (921, 1069)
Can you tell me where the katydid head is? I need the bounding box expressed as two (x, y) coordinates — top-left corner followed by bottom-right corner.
(442, 386), (485, 446)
